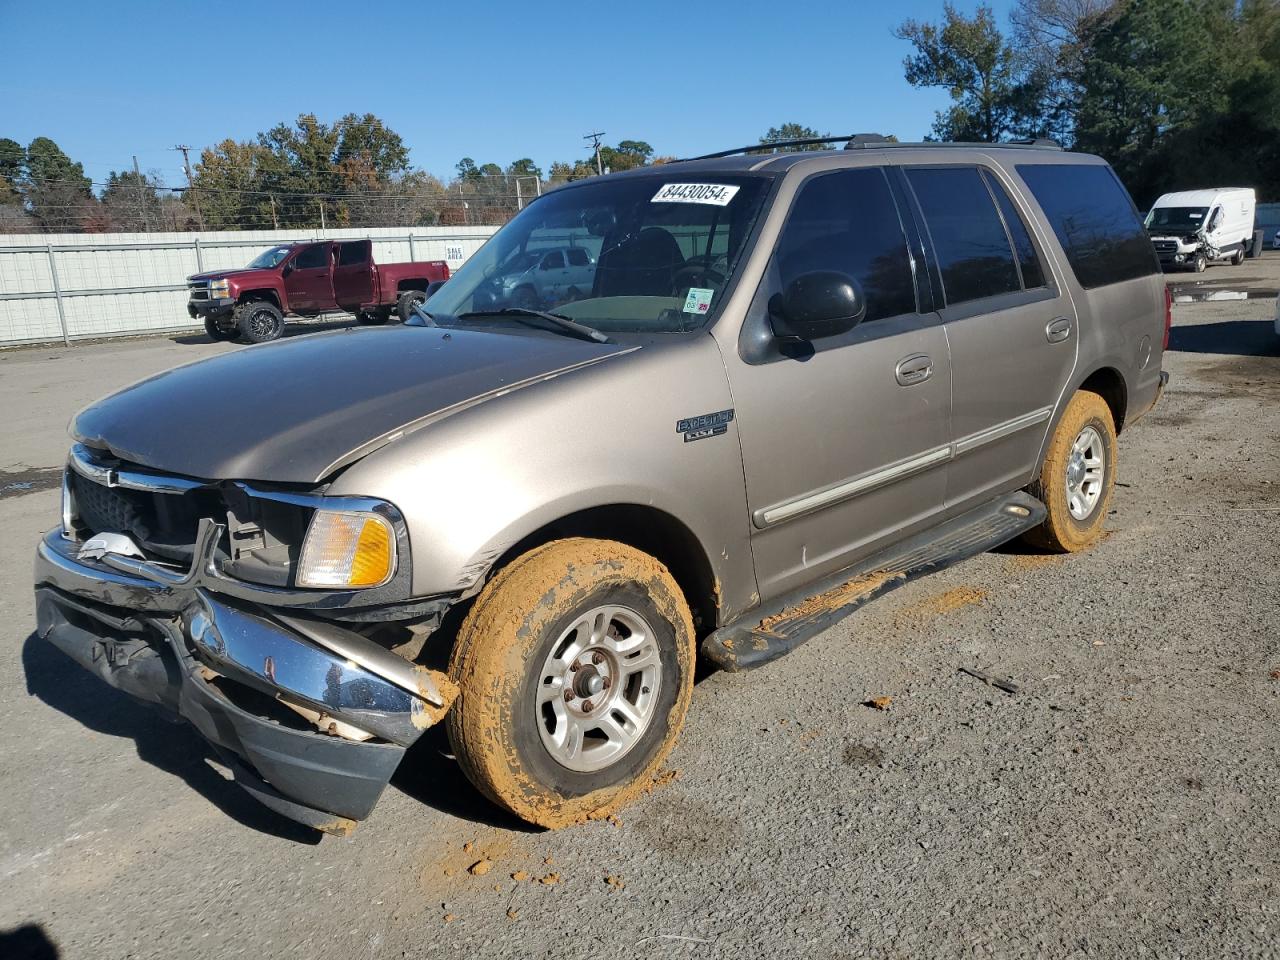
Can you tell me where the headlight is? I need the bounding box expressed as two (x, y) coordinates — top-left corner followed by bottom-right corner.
(209, 279), (231, 298)
(297, 510), (396, 588)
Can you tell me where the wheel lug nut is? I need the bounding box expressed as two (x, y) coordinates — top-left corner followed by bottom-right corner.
(601, 676), (611, 689)
(582, 700), (594, 713)
(569, 662), (580, 672)
(564, 690), (575, 702)
(591, 652), (604, 665)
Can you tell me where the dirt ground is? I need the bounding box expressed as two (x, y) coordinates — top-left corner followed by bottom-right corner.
(0, 255), (1277, 959)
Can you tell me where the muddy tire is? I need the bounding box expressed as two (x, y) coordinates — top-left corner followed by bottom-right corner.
(1023, 390), (1117, 553)
(396, 289), (427, 323)
(203, 315), (237, 341)
(446, 538), (695, 828)
(237, 301), (284, 344)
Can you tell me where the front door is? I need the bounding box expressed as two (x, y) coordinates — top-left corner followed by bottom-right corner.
(284, 243), (335, 313)
(900, 165), (1078, 510)
(333, 240), (374, 312)
(724, 166), (953, 601)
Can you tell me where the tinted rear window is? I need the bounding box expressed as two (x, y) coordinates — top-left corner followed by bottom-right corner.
(906, 167), (1020, 305)
(337, 241), (369, 266)
(1016, 163), (1158, 289)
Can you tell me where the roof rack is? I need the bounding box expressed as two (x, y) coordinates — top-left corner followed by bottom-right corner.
(678, 134), (1062, 162)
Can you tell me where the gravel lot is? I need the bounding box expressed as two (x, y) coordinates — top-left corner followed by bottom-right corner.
(1, 260), (1277, 960)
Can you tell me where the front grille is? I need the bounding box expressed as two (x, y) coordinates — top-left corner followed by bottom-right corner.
(70, 470), (222, 563)
(188, 280), (210, 301)
(1152, 240), (1177, 253)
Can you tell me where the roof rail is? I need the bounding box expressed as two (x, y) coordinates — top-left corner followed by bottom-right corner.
(678, 135), (1063, 162)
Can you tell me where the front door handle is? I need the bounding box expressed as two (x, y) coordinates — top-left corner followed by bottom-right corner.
(895, 354), (933, 386)
(1046, 316), (1072, 343)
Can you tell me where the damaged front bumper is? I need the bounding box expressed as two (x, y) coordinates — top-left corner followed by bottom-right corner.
(34, 524), (456, 835)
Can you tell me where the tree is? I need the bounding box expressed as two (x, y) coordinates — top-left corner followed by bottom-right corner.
(192, 138), (275, 229)
(507, 158), (541, 179)
(1073, 0), (1234, 201)
(455, 157), (481, 182)
(896, 4), (1022, 141)
(0, 137), (23, 206)
(23, 137), (97, 230)
(761, 123), (830, 150)
(101, 169), (165, 232)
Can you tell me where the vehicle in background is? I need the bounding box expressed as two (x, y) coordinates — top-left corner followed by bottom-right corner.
(1271, 228), (1280, 250)
(1145, 188), (1256, 272)
(472, 245), (597, 311)
(187, 240), (450, 343)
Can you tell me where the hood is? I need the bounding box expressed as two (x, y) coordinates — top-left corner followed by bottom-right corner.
(73, 325), (631, 484)
(187, 267), (280, 283)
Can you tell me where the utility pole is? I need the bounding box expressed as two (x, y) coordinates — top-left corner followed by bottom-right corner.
(318, 198), (326, 232)
(172, 144), (204, 230)
(584, 131), (605, 176)
(269, 194), (279, 230)
(132, 155), (149, 232)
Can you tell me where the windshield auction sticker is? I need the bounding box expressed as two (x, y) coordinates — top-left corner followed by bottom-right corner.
(652, 183), (740, 206)
(683, 287), (715, 314)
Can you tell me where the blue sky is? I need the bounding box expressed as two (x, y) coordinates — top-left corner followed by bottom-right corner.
(0, 0), (1015, 188)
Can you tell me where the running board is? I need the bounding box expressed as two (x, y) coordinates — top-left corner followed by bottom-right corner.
(701, 491), (1046, 672)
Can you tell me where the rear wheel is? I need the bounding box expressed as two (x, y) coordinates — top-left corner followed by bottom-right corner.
(396, 289), (427, 323)
(203, 315), (237, 341)
(446, 539), (695, 828)
(237, 301), (284, 343)
(1231, 248), (1246, 266)
(1023, 390), (1117, 553)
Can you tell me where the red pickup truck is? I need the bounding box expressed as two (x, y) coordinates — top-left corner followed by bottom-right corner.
(187, 239), (450, 343)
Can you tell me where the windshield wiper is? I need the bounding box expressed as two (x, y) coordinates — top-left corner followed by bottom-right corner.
(456, 308), (613, 344)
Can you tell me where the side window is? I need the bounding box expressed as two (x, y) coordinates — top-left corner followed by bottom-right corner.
(905, 167), (1020, 305)
(982, 171), (1046, 289)
(542, 251), (565, 270)
(293, 244), (328, 270)
(337, 241), (369, 266)
(565, 248), (590, 267)
(774, 167), (917, 324)
(1015, 163), (1159, 289)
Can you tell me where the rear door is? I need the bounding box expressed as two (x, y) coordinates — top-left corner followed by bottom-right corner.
(724, 166), (953, 600)
(284, 243), (335, 312)
(900, 164), (1076, 512)
(333, 240), (374, 312)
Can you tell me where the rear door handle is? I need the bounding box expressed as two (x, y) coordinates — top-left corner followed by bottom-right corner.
(1046, 317), (1072, 343)
(895, 354), (933, 386)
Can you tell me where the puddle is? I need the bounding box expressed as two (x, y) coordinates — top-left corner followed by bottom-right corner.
(0, 466), (62, 500)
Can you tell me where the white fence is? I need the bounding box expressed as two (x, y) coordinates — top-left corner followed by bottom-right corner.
(0, 225), (500, 347)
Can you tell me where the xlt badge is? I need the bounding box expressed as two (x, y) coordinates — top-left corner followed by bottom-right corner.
(676, 409), (734, 443)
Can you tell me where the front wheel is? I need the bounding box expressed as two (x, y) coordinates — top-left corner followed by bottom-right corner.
(446, 539), (695, 828)
(203, 315), (238, 341)
(1231, 248), (1246, 266)
(237, 301), (285, 343)
(1023, 390), (1117, 553)
(1193, 253), (1207, 273)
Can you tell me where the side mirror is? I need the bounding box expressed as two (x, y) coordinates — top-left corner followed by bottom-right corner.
(768, 271), (866, 341)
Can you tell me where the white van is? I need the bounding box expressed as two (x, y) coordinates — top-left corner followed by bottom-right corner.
(1145, 187), (1256, 271)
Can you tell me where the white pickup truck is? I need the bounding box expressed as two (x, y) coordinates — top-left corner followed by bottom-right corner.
(1145, 187), (1256, 272)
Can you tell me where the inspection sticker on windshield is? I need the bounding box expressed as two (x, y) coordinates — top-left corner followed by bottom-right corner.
(683, 287), (715, 315)
(652, 183), (740, 206)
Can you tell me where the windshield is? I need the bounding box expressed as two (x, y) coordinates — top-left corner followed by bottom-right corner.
(1145, 207), (1208, 233)
(423, 175), (771, 334)
(245, 245), (292, 269)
